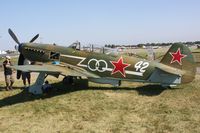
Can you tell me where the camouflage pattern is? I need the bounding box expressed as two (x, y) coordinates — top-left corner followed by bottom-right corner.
(16, 42), (196, 85)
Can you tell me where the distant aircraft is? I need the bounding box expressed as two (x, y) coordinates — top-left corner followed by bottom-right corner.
(8, 29), (196, 94)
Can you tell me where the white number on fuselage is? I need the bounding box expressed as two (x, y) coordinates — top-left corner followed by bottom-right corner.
(135, 61), (149, 73)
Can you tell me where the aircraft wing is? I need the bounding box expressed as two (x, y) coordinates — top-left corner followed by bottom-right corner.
(9, 64), (99, 78)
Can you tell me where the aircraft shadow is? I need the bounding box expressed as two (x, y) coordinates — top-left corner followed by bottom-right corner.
(0, 79), (177, 108)
(0, 86), (23, 91)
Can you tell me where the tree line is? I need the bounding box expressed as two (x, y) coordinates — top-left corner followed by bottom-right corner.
(105, 41), (200, 48)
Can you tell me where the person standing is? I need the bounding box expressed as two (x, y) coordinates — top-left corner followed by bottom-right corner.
(3, 56), (14, 91)
(22, 58), (31, 88)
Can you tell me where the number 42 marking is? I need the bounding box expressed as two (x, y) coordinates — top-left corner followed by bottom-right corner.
(135, 61), (149, 73)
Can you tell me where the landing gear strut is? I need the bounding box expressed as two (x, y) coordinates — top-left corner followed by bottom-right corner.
(28, 72), (46, 94)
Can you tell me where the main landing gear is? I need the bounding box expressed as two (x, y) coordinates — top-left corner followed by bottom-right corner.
(28, 72), (46, 94)
(28, 74), (79, 95)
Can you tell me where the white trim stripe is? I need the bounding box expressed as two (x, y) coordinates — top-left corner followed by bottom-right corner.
(60, 54), (85, 60)
(103, 68), (143, 76)
(126, 71), (143, 76)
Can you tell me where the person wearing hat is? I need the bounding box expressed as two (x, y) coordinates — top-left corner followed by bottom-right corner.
(3, 56), (14, 90)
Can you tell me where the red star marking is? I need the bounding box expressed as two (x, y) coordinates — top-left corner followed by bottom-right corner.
(110, 57), (130, 77)
(170, 48), (187, 65)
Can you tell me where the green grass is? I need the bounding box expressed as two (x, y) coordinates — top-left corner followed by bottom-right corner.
(0, 76), (200, 133)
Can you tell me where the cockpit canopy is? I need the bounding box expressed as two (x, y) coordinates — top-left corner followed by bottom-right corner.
(68, 41), (120, 56)
(68, 41), (81, 50)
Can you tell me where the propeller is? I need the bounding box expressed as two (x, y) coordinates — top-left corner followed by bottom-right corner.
(8, 29), (20, 45)
(30, 34), (39, 43)
(16, 54), (25, 79)
(8, 28), (39, 79)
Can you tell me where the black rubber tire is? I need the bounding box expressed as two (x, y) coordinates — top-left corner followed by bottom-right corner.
(62, 76), (74, 85)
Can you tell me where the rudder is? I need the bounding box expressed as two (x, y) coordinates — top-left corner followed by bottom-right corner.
(160, 43), (196, 83)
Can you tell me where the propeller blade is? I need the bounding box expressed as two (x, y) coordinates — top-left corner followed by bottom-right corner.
(29, 34), (39, 43)
(8, 28), (20, 45)
(16, 54), (25, 79)
(16, 70), (22, 80)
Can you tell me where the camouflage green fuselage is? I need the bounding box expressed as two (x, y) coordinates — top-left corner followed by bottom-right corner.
(21, 43), (156, 82)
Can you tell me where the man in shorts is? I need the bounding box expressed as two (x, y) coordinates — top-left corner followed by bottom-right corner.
(22, 59), (31, 88)
(3, 56), (14, 91)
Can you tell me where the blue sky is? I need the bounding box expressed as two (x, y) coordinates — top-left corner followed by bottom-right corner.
(0, 0), (200, 50)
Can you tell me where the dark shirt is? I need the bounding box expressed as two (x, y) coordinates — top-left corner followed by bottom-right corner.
(3, 60), (13, 75)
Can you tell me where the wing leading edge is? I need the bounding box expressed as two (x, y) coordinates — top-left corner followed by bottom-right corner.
(9, 64), (99, 78)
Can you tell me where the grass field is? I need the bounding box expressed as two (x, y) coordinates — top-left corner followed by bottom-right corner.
(0, 48), (200, 132)
(0, 76), (200, 133)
